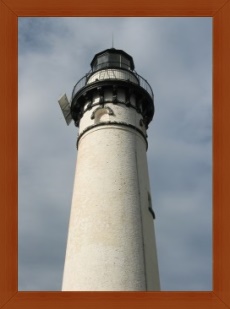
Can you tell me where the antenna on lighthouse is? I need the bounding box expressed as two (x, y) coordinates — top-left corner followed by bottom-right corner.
(58, 93), (73, 125)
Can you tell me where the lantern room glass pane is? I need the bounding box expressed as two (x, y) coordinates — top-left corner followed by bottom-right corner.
(108, 54), (120, 66)
(97, 54), (108, 65)
(121, 56), (130, 69)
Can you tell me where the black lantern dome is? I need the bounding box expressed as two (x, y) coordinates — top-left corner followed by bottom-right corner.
(90, 48), (135, 72)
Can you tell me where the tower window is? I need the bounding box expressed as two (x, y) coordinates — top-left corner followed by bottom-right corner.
(94, 108), (109, 124)
(148, 192), (155, 219)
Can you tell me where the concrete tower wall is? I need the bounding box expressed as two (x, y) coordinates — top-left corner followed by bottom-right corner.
(62, 100), (160, 291)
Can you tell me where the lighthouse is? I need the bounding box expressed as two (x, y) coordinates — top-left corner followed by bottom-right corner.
(59, 48), (160, 291)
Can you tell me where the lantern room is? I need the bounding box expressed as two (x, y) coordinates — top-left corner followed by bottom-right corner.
(90, 48), (135, 72)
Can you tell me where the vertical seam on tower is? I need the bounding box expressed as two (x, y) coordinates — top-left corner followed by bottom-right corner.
(134, 113), (148, 291)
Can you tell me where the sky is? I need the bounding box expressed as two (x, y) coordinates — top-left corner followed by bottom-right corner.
(18, 17), (212, 291)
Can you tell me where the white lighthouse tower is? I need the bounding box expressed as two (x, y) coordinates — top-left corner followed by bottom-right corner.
(59, 48), (160, 291)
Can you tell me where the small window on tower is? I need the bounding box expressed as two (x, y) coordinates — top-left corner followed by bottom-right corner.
(148, 192), (155, 219)
(94, 108), (109, 124)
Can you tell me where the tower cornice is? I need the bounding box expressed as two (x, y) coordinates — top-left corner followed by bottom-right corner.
(71, 75), (154, 128)
(76, 120), (148, 150)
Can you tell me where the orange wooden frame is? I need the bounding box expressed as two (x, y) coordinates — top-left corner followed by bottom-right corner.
(1, 0), (230, 308)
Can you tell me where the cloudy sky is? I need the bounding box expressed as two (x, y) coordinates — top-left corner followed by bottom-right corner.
(18, 17), (212, 291)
